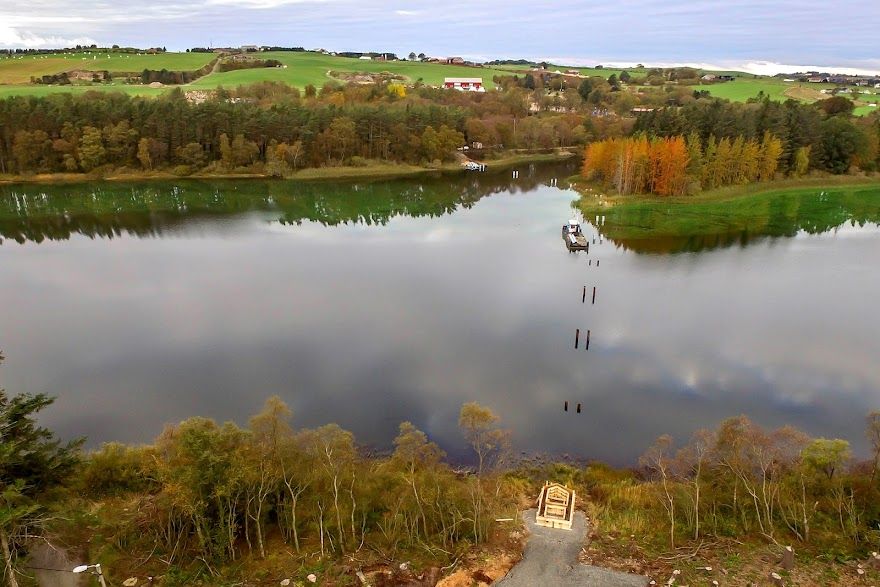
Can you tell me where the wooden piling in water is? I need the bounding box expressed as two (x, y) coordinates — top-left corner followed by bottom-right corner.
(575, 329), (580, 348)
(577, 403), (581, 413)
(582, 286), (586, 303)
(586, 330), (591, 350)
(592, 287), (596, 304)
(564, 401), (568, 412)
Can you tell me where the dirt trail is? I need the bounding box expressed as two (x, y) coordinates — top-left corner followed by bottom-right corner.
(494, 509), (649, 587)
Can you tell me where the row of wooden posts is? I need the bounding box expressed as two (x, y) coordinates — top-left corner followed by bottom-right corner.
(568, 226), (602, 411)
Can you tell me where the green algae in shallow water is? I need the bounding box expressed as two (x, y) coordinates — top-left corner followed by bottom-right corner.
(581, 185), (880, 254)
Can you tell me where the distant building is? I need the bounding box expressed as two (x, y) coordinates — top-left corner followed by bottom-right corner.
(443, 77), (485, 92)
(446, 57), (465, 65)
(700, 74), (716, 81)
(359, 55), (372, 60)
(631, 107), (655, 113)
(240, 45), (258, 52)
(807, 77), (827, 83)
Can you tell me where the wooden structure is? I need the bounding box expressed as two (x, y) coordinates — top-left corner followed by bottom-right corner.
(536, 482), (575, 530)
(562, 219), (589, 251)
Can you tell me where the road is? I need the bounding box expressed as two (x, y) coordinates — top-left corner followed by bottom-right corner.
(495, 509), (649, 587)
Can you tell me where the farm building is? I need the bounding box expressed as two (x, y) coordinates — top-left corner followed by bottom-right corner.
(359, 55), (372, 61)
(444, 77), (485, 92)
(445, 57), (465, 65)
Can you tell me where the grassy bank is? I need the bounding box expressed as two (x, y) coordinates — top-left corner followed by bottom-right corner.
(0, 151), (576, 186)
(572, 175), (880, 253)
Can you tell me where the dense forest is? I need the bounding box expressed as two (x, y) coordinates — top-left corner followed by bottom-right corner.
(0, 82), (587, 177)
(584, 98), (879, 196)
(2, 348), (880, 585)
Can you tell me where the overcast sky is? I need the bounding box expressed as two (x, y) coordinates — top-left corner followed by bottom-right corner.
(1, 0), (878, 74)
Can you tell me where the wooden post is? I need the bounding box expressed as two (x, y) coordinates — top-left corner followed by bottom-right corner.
(597, 260), (600, 267)
(592, 287), (596, 304)
(770, 572), (783, 587)
(575, 329), (580, 348)
(589, 259), (592, 266)
(780, 546), (794, 570)
(585, 330), (591, 350)
(582, 286), (586, 303)
(576, 403), (581, 413)
(564, 401), (568, 412)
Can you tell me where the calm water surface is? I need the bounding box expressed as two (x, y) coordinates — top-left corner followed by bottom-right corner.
(1, 164), (879, 464)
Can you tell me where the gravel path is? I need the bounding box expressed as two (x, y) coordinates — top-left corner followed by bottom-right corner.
(495, 509), (649, 587)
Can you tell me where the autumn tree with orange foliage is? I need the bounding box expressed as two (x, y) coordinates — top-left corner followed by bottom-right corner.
(584, 132), (783, 195)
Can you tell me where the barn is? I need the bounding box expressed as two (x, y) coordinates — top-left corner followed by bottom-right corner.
(443, 77), (485, 92)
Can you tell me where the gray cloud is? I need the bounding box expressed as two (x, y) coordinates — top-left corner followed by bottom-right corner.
(1, 0), (877, 71)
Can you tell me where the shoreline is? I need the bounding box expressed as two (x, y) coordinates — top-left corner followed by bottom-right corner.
(571, 174), (880, 208)
(0, 150), (577, 186)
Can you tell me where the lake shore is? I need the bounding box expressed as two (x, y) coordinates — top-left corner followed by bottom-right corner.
(0, 150), (577, 186)
(571, 173), (880, 208)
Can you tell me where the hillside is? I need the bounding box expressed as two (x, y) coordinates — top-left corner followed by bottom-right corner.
(0, 50), (877, 116)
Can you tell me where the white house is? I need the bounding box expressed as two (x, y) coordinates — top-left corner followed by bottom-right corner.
(359, 55), (372, 61)
(443, 77), (485, 92)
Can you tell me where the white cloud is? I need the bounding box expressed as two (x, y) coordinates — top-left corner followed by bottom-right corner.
(0, 24), (96, 48)
(395, 10), (419, 16)
(204, 0), (328, 7)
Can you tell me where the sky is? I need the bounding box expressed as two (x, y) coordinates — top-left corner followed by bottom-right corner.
(1, 0), (879, 74)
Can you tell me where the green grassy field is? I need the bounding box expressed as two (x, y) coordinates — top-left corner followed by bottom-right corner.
(0, 84), (166, 99)
(699, 77), (834, 102)
(0, 51), (214, 84)
(189, 51), (516, 89)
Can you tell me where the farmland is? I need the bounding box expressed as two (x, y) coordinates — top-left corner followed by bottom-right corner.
(0, 51), (214, 83)
(188, 50), (516, 89)
(0, 50), (877, 117)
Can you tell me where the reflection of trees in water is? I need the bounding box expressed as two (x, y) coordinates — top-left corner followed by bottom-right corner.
(589, 187), (880, 254)
(0, 163), (572, 245)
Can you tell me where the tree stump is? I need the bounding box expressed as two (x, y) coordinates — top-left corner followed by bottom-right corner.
(869, 552), (880, 570)
(770, 572), (784, 586)
(780, 545), (795, 570)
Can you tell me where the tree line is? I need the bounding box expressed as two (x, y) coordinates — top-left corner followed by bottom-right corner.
(583, 131), (785, 195)
(632, 97), (879, 176)
(636, 414), (880, 551)
(0, 368), (513, 584)
(0, 82), (591, 178)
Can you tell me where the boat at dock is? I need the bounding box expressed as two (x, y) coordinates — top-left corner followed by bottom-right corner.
(562, 219), (589, 251)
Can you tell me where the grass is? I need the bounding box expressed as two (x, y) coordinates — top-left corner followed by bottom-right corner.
(699, 77), (837, 102)
(0, 51), (214, 84)
(188, 51), (517, 90)
(0, 84), (167, 98)
(576, 177), (880, 253)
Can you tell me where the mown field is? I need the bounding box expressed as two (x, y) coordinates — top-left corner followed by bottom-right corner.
(188, 50), (516, 89)
(0, 51), (214, 83)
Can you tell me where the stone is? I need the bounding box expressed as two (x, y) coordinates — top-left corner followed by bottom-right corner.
(123, 579), (138, 587)
(280, 580), (291, 586)
(307, 573), (317, 583)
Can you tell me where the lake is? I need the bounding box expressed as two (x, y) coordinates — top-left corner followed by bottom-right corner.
(1, 163), (879, 465)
